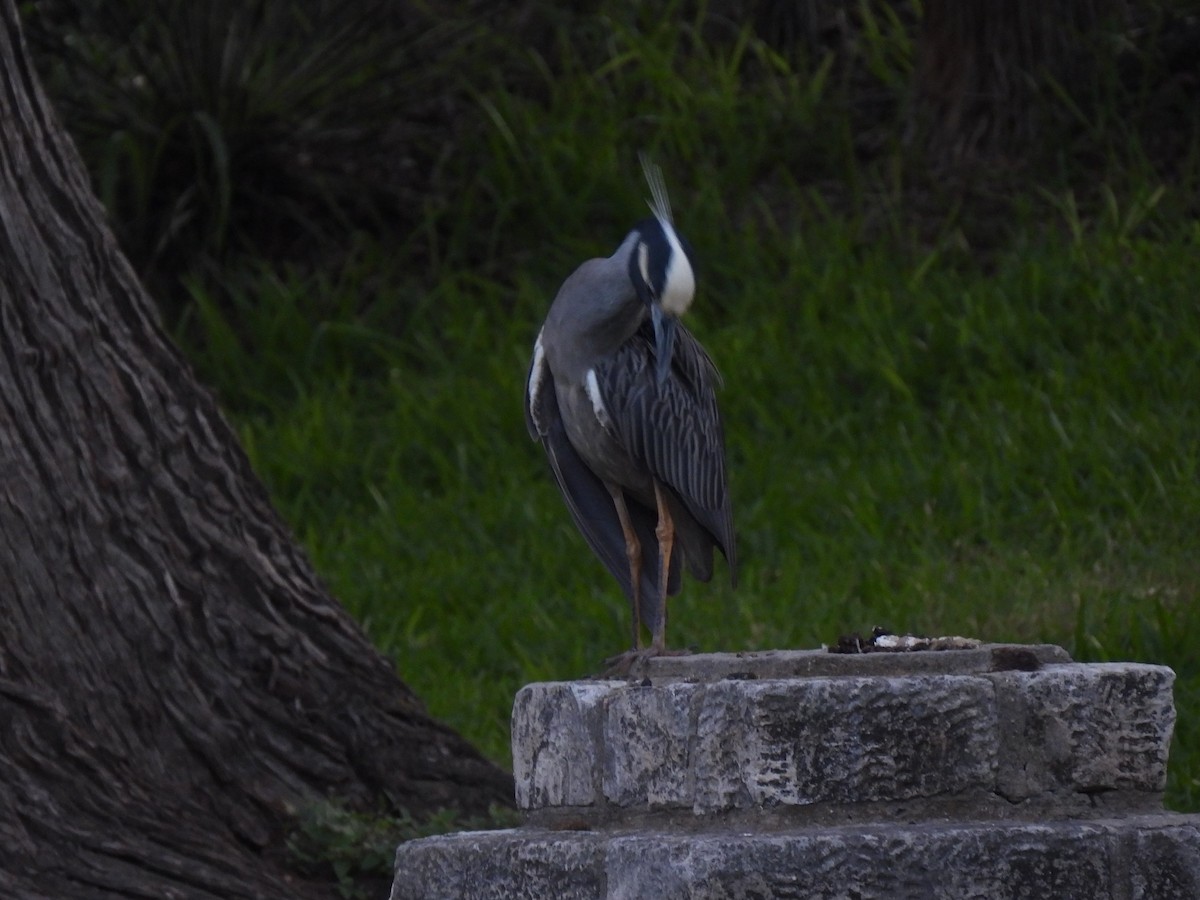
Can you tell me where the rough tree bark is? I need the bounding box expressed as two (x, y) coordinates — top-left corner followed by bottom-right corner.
(0, 3), (512, 898)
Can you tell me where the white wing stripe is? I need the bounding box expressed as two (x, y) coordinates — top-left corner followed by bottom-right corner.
(585, 368), (612, 428)
(528, 329), (547, 431)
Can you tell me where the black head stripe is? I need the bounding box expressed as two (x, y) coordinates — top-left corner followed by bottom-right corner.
(631, 216), (672, 300)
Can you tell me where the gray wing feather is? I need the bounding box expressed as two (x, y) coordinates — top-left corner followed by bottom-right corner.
(525, 356), (676, 627)
(597, 323), (737, 583)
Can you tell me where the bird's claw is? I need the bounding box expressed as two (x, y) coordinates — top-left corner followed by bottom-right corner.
(596, 646), (692, 679)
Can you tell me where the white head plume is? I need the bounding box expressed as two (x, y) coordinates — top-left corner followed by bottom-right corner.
(636, 153), (694, 317)
(640, 152), (674, 225)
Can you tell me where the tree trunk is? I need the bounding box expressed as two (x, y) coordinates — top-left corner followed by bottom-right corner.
(911, 0), (1125, 165)
(0, 3), (512, 898)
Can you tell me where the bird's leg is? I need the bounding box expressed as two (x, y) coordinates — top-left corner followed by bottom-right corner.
(608, 486), (643, 650)
(651, 481), (675, 653)
(598, 484), (690, 678)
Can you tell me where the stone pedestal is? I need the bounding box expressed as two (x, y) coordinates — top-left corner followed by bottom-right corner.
(392, 646), (1200, 899)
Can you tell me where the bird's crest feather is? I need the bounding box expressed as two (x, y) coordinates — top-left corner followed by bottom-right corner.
(640, 153), (673, 225)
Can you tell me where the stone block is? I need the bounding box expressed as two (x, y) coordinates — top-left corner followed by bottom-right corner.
(512, 682), (611, 809)
(691, 675), (997, 812)
(399, 648), (1193, 900)
(603, 823), (1118, 900)
(601, 681), (698, 808)
(991, 663), (1175, 801)
(639, 644), (1071, 680)
(391, 829), (603, 900)
(392, 816), (1200, 900)
(511, 653), (1176, 820)
(1128, 819), (1200, 899)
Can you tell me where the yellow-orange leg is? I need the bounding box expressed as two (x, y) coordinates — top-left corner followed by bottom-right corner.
(608, 486), (643, 650)
(651, 481), (675, 653)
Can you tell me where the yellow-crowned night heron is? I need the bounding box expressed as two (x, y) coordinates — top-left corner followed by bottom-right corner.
(524, 159), (736, 659)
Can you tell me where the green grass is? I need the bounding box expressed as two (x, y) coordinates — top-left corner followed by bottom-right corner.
(155, 3), (1199, 816)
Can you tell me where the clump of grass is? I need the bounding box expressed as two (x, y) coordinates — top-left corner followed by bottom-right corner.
(24, 0), (475, 311)
(288, 800), (519, 899)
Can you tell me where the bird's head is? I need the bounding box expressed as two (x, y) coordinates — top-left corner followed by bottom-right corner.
(628, 158), (696, 385)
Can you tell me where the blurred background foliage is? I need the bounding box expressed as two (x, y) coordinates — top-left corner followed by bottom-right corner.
(22, 0), (1200, 318)
(18, 0), (1200, 848)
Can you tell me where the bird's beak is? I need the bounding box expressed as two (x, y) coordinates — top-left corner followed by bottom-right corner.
(651, 302), (676, 387)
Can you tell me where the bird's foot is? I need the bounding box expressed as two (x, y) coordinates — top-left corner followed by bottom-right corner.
(596, 645), (692, 679)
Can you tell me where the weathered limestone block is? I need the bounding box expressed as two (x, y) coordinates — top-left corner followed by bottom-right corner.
(601, 681), (698, 808)
(512, 682), (610, 809)
(1130, 820), (1200, 898)
(395, 648), (1197, 900)
(512, 650), (1175, 819)
(392, 816), (1200, 900)
(991, 663), (1175, 801)
(391, 829), (604, 900)
(641, 644), (1070, 679)
(602, 823), (1119, 900)
(691, 674), (997, 812)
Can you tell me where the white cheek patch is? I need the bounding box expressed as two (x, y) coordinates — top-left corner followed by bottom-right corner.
(585, 368), (612, 428)
(660, 222), (695, 316)
(528, 330), (547, 429)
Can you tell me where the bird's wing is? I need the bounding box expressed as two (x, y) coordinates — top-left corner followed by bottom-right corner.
(525, 347), (668, 617)
(597, 322), (737, 582)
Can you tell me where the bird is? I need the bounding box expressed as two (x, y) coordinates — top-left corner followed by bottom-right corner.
(524, 157), (736, 664)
